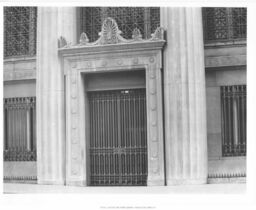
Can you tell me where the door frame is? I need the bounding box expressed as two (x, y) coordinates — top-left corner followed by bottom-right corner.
(59, 37), (165, 187)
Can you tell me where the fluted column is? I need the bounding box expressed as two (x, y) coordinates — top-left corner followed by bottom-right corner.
(36, 7), (76, 185)
(161, 7), (208, 185)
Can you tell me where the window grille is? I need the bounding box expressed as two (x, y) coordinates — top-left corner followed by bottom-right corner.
(203, 8), (246, 42)
(221, 85), (246, 157)
(80, 7), (160, 42)
(4, 97), (36, 161)
(4, 7), (37, 58)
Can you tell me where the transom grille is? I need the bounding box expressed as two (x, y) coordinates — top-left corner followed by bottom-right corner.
(88, 89), (147, 186)
(203, 7), (246, 42)
(80, 7), (160, 42)
(4, 7), (37, 58)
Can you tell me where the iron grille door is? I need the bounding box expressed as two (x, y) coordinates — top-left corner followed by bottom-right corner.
(88, 89), (147, 186)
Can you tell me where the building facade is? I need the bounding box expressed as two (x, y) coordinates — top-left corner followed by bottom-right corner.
(3, 7), (246, 186)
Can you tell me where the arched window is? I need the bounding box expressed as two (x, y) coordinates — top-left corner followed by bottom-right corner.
(79, 7), (160, 42)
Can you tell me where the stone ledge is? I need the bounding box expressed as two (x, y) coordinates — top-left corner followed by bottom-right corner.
(3, 183), (246, 194)
(207, 177), (246, 184)
(4, 176), (37, 184)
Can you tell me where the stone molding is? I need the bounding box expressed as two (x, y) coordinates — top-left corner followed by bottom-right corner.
(208, 173), (246, 179)
(4, 57), (36, 81)
(62, 52), (165, 186)
(4, 176), (37, 181)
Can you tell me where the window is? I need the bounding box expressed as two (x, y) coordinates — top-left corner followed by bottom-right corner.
(4, 7), (37, 58)
(4, 97), (36, 161)
(221, 85), (246, 157)
(203, 8), (247, 42)
(79, 7), (160, 42)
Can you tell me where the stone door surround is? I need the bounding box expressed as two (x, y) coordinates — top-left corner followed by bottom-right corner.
(59, 17), (166, 186)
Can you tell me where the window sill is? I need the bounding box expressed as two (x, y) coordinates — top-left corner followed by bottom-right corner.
(204, 39), (246, 48)
(4, 55), (36, 63)
(209, 156), (246, 161)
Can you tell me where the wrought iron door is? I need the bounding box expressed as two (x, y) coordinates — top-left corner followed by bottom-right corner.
(88, 89), (147, 186)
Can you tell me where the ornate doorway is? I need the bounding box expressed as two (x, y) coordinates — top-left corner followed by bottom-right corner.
(59, 17), (165, 186)
(88, 89), (147, 186)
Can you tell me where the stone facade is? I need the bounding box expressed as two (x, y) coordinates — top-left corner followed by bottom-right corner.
(3, 7), (246, 185)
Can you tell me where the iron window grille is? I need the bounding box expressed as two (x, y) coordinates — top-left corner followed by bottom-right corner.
(221, 85), (246, 157)
(203, 8), (246, 42)
(79, 7), (160, 42)
(4, 97), (36, 161)
(4, 7), (37, 58)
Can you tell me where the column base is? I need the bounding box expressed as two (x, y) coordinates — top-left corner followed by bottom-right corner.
(166, 178), (207, 185)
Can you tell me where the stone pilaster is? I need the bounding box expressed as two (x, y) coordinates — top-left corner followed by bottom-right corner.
(161, 8), (208, 185)
(36, 7), (76, 185)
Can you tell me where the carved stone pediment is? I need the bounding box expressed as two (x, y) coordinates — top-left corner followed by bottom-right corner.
(58, 17), (165, 48)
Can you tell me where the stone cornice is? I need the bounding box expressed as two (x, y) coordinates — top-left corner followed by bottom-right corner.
(59, 41), (166, 57)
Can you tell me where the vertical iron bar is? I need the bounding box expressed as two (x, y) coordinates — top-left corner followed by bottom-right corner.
(17, 106), (21, 152)
(237, 86), (241, 154)
(133, 95), (137, 184)
(27, 106), (31, 151)
(97, 96), (100, 181)
(232, 87), (238, 155)
(4, 105), (8, 151)
(12, 107), (15, 151)
(221, 87), (225, 156)
(128, 95), (132, 183)
(11, 106), (15, 152)
(242, 86), (246, 154)
(89, 98), (92, 180)
(117, 93), (121, 185)
(228, 86), (232, 155)
(33, 99), (36, 153)
(107, 96), (110, 184)
(124, 94), (127, 183)
(7, 107), (11, 152)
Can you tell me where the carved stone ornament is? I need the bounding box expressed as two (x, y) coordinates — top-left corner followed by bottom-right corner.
(79, 32), (89, 45)
(150, 27), (165, 41)
(95, 17), (128, 45)
(132, 28), (142, 41)
(58, 36), (67, 48)
(58, 17), (165, 48)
